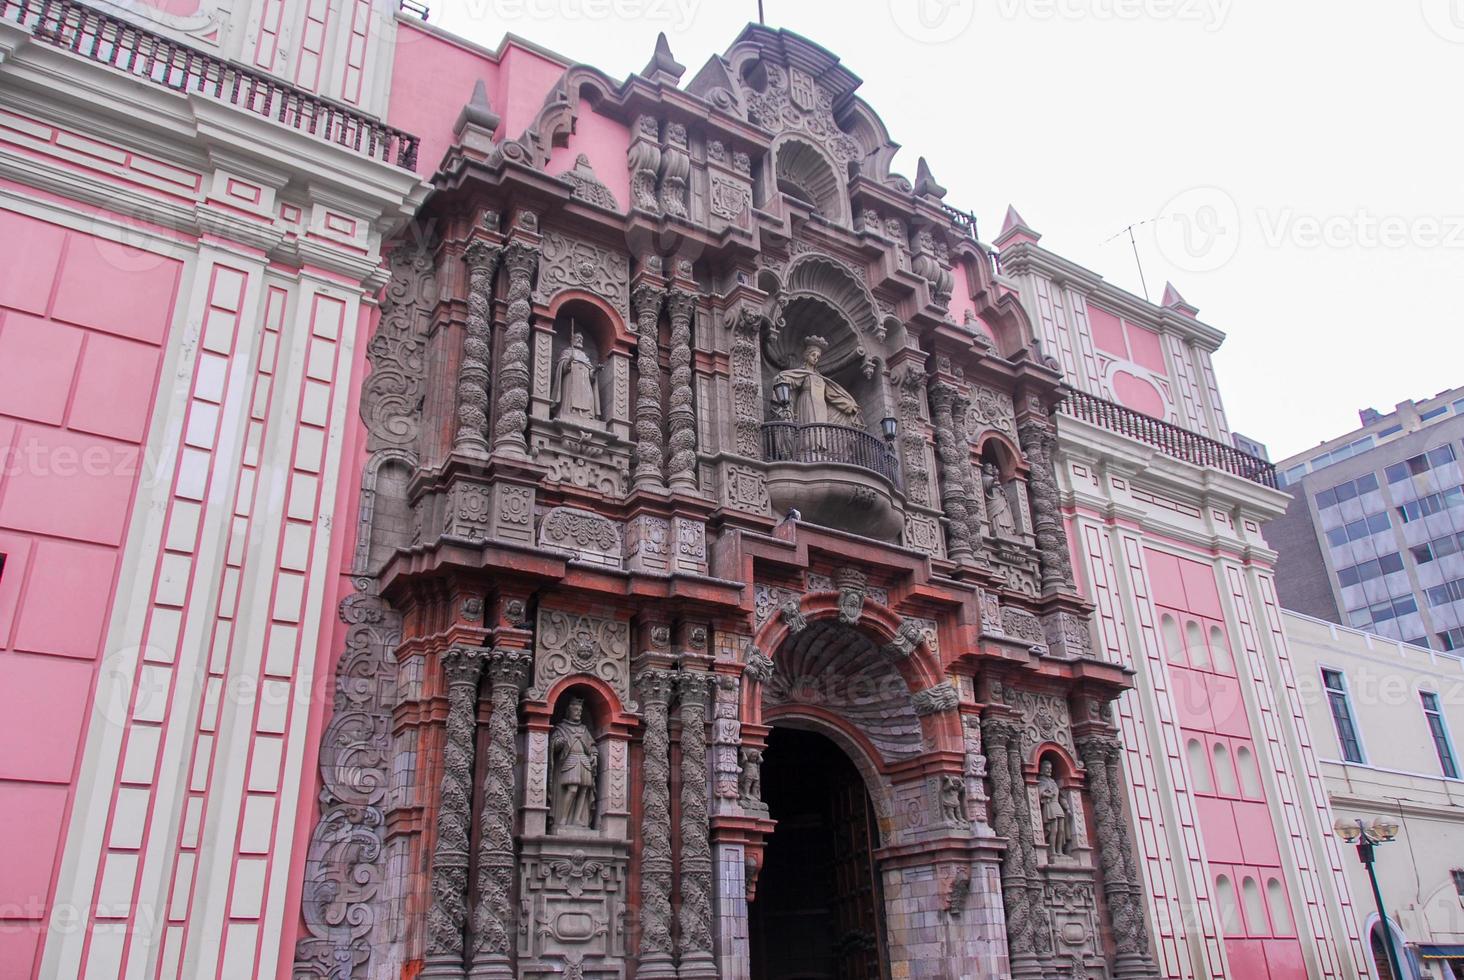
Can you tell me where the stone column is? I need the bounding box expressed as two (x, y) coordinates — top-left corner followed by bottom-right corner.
(677, 669), (717, 978)
(469, 649), (532, 979)
(1017, 415), (1074, 592)
(1078, 733), (1160, 979)
(422, 647), (487, 979)
(456, 241), (501, 455)
(1008, 731), (1056, 971)
(729, 305), (764, 460)
(892, 364), (931, 507)
(949, 387), (987, 549)
(982, 716), (1041, 980)
(632, 279), (667, 491)
(929, 381), (974, 562)
(666, 287), (699, 493)
(492, 241), (540, 459)
(635, 668), (678, 977)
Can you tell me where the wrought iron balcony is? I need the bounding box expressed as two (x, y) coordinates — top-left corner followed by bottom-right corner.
(0, 0), (420, 170)
(761, 421), (902, 487)
(1061, 387), (1278, 489)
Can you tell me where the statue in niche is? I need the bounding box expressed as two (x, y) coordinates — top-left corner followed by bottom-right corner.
(738, 747), (763, 805)
(773, 336), (863, 427)
(551, 327), (601, 424)
(1038, 758), (1072, 858)
(550, 697), (599, 831)
(940, 774), (968, 825)
(983, 460), (1018, 538)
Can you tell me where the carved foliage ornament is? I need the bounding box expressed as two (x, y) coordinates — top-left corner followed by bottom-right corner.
(535, 230), (630, 321)
(532, 608), (632, 707)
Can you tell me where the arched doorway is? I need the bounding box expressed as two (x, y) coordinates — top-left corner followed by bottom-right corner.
(750, 726), (888, 980)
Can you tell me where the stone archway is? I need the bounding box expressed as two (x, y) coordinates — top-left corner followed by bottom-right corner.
(750, 725), (888, 980)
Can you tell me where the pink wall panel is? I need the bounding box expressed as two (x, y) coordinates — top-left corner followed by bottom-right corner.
(1127, 322), (1167, 374)
(1112, 370), (1165, 418)
(549, 107), (633, 211)
(0, 207), (178, 976)
(388, 25), (504, 177)
(1088, 304), (1126, 356)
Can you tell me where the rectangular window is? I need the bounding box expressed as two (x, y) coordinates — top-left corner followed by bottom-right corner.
(1440, 628), (1464, 652)
(1379, 424), (1404, 437)
(1323, 669), (1364, 763)
(1426, 579), (1464, 607)
(1329, 527), (1350, 548)
(1367, 511), (1391, 534)
(1429, 444), (1457, 467)
(1387, 461), (1409, 483)
(1421, 691), (1459, 779)
(1453, 868), (1464, 897)
(1422, 406), (1449, 422)
(1317, 487), (1339, 510)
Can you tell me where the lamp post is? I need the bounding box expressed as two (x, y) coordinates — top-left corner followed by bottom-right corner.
(1334, 816), (1404, 979)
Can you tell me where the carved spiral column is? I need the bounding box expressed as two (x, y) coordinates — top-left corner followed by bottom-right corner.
(456, 241), (501, 455)
(492, 241), (539, 458)
(677, 669), (717, 977)
(632, 281), (667, 491)
(1079, 734), (1159, 978)
(982, 717), (1035, 974)
(666, 288), (699, 493)
(468, 650), (532, 979)
(635, 668), (678, 977)
(422, 647), (487, 979)
(893, 364), (931, 506)
(929, 381), (974, 562)
(949, 387), (986, 549)
(1017, 416), (1074, 591)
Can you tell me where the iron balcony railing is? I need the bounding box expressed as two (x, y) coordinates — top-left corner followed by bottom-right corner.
(398, 0), (430, 19)
(761, 421), (902, 487)
(0, 0), (420, 170)
(1061, 387), (1278, 489)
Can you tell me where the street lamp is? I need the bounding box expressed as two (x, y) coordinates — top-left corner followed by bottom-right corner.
(1334, 816), (1404, 979)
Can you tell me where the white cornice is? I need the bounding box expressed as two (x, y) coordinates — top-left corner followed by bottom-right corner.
(999, 241), (1227, 352)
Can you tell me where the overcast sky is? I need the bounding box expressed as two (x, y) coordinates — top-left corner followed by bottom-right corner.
(426, 0), (1462, 461)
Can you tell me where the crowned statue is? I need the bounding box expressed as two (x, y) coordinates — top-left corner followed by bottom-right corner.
(551, 328), (601, 424)
(550, 697), (599, 831)
(774, 336), (864, 427)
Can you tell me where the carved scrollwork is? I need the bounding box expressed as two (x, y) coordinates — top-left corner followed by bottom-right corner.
(912, 682), (959, 716)
(535, 230), (630, 321)
(532, 608), (632, 706)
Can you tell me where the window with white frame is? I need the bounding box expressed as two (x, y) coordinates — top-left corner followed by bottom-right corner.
(1322, 669), (1364, 763)
(1421, 690), (1459, 779)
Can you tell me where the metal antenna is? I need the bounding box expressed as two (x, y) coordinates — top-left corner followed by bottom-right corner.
(758, 0), (765, 23)
(1101, 218), (1155, 302)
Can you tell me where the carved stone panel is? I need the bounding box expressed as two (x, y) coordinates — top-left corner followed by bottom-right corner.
(517, 843), (628, 978)
(1044, 610), (1095, 660)
(531, 431), (629, 497)
(966, 385), (1018, 442)
(1000, 605), (1046, 651)
(753, 584), (800, 628)
(721, 462), (771, 516)
(539, 506), (623, 568)
(534, 230), (631, 322)
(532, 607), (633, 707)
(624, 514), (671, 573)
(902, 511), (944, 558)
(1008, 688), (1074, 754)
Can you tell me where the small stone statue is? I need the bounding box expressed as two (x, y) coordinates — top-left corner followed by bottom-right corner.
(1038, 758), (1071, 858)
(550, 698), (598, 831)
(773, 336), (863, 427)
(738, 747), (763, 805)
(940, 774), (967, 825)
(983, 461), (1017, 538)
(552, 330), (601, 424)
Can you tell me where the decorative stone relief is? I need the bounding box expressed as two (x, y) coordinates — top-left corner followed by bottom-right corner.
(929, 381), (974, 561)
(666, 289), (699, 492)
(739, 61), (860, 166)
(710, 172), (752, 226)
(632, 279), (667, 491)
(1044, 610), (1095, 660)
(967, 384), (1018, 442)
(834, 566), (868, 624)
(712, 674), (743, 802)
(531, 431), (628, 496)
(1008, 688), (1074, 753)
(456, 241), (500, 455)
(1000, 605), (1046, 650)
(721, 462), (770, 515)
(729, 305), (764, 458)
(494, 239), (541, 458)
(538, 506), (623, 568)
(743, 647), (775, 684)
(1018, 415), (1076, 592)
(657, 121), (691, 217)
(531, 608), (633, 708)
(912, 682), (959, 716)
(627, 114), (662, 214)
(558, 153), (620, 211)
(883, 618), (926, 660)
(778, 598), (807, 634)
(535, 230), (630, 322)
(625, 514), (671, 573)
(979, 590), (1004, 635)
(634, 668), (678, 974)
(902, 511), (943, 557)
(672, 516), (708, 575)
(753, 585), (800, 628)
(363, 246), (434, 453)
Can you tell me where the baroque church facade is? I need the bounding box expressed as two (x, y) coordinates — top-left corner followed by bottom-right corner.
(298, 25), (1160, 980)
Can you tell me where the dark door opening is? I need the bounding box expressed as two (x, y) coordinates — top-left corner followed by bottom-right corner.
(750, 726), (888, 980)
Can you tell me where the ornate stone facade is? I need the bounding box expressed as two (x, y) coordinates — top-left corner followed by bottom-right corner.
(291, 24), (1157, 980)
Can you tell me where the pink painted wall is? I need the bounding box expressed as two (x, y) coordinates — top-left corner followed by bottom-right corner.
(1148, 548), (1306, 978)
(0, 209), (179, 977)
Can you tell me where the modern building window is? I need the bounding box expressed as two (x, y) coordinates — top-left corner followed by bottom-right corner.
(1397, 485), (1464, 522)
(1326, 511), (1393, 547)
(1420, 405), (1449, 422)
(1411, 531), (1464, 565)
(1440, 627), (1464, 652)
(1386, 444), (1457, 483)
(1336, 552), (1405, 587)
(1377, 424), (1404, 438)
(1421, 691), (1459, 778)
(1453, 868), (1464, 898)
(1322, 669), (1364, 763)
(1425, 577), (1464, 608)
(1315, 472), (1381, 510)
(1346, 595), (1418, 630)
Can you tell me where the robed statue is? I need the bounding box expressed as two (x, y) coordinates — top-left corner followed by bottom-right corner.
(983, 460), (1018, 538)
(774, 336), (863, 427)
(552, 330), (601, 424)
(550, 697), (598, 831)
(1038, 758), (1071, 858)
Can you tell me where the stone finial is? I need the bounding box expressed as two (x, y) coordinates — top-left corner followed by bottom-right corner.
(914, 157), (947, 200)
(1161, 281), (1199, 318)
(994, 204), (1041, 247)
(642, 32), (685, 85)
(454, 79), (500, 156)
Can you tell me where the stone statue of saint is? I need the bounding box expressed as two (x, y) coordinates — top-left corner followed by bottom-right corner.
(552, 330), (601, 424)
(550, 697), (598, 831)
(983, 461), (1017, 538)
(738, 747), (763, 806)
(773, 336), (863, 427)
(1038, 758), (1071, 858)
(940, 773), (968, 826)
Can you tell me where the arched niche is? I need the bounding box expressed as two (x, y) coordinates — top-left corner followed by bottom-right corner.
(978, 437), (1030, 540)
(769, 136), (846, 224)
(536, 292), (634, 440)
(523, 674), (635, 840)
